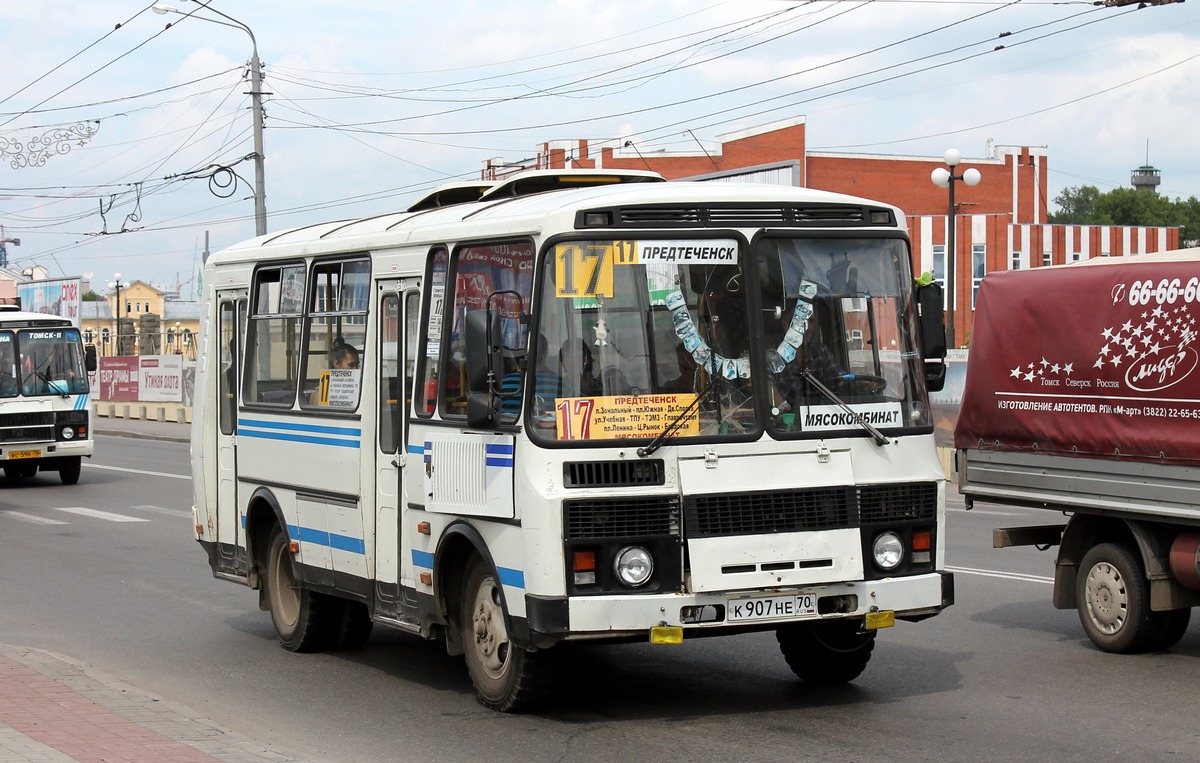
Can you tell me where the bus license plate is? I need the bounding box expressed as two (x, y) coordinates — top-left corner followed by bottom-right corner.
(8, 450), (40, 459)
(727, 593), (817, 622)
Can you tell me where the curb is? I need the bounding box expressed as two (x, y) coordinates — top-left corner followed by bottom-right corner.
(0, 644), (299, 762)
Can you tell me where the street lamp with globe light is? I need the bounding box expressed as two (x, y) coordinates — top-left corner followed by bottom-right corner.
(930, 149), (981, 349)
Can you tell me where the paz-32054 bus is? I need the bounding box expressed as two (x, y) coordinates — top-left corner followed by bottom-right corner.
(191, 170), (953, 711)
(0, 307), (94, 484)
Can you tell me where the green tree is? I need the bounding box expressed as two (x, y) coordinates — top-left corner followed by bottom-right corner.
(1049, 185), (1101, 224)
(1051, 185), (1200, 246)
(82, 290), (102, 301)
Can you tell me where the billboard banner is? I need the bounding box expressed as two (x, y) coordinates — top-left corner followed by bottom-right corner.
(956, 253), (1200, 465)
(98, 357), (140, 401)
(16, 278), (83, 326)
(139, 355), (183, 402)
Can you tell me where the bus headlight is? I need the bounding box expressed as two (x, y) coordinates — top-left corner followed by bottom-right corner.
(61, 426), (75, 440)
(614, 545), (654, 587)
(872, 531), (904, 571)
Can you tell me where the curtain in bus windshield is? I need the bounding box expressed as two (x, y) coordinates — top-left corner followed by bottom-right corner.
(0, 332), (17, 397)
(531, 238), (760, 443)
(440, 241), (534, 419)
(15, 329), (88, 396)
(753, 236), (931, 431)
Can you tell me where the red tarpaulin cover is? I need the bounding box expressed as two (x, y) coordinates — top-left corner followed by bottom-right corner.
(955, 250), (1200, 466)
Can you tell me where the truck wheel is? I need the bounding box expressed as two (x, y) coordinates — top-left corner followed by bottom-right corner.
(1076, 542), (1156, 654)
(58, 457), (82, 485)
(460, 558), (553, 712)
(265, 526), (336, 652)
(776, 619), (876, 685)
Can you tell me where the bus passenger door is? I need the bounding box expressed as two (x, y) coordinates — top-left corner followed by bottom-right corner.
(215, 293), (246, 576)
(374, 284), (418, 619)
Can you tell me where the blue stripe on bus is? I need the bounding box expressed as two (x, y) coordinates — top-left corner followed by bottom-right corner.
(238, 418), (362, 437)
(485, 443), (514, 455)
(485, 457), (513, 467)
(409, 550), (525, 590)
(236, 418), (360, 448)
(497, 567), (525, 589)
(288, 523), (366, 555)
(75, 394), (89, 411)
(406, 443), (424, 455)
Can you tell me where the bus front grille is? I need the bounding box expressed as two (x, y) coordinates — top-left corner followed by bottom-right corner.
(859, 482), (938, 524)
(0, 412), (54, 444)
(685, 488), (855, 538)
(564, 496), (681, 539)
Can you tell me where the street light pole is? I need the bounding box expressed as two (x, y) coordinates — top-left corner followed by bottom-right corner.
(108, 274), (129, 355)
(930, 149), (981, 349)
(153, 2), (267, 236)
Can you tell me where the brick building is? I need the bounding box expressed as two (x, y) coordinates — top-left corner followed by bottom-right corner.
(483, 116), (1179, 347)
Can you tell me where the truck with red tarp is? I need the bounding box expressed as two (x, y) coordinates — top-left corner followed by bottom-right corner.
(955, 248), (1200, 653)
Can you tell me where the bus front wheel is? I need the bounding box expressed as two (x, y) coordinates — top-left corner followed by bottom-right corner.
(59, 457), (82, 485)
(777, 619), (876, 685)
(265, 526), (336, 652)
(460, 557), (553, 712)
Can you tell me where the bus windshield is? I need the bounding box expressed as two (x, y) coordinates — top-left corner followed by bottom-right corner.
(529, 236), (930, 444)
(1, 328), (90, 398)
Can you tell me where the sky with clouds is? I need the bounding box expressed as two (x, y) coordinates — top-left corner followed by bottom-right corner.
(1, 0), (1196, 294)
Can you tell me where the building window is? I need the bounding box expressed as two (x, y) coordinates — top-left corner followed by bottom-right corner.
(1042, 251), (1052, 267)
(1101, 250), (1110, 258)
(1010, 251), (1021, 270)
(1071, 250), (1082, 262)
(972, 244), (986, 309)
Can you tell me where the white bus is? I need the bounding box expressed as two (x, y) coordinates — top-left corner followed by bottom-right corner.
(191, 170), (954, 711)
(0, 307), (95, 484)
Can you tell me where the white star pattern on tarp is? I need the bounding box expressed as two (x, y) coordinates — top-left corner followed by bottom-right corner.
(1007, 305), (1198, 384)
(1093, 306), (1197, 371)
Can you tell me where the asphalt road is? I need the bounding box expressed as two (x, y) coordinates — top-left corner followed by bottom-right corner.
(2, 431), (1198, 762)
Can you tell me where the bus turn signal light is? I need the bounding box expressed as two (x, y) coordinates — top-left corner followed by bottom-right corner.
(912, 531), (932, 551)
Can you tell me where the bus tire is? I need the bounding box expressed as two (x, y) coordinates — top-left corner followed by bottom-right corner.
(1076, 542), (1156, 654)
(4, 463), (37, 480)
(265, 526), (336, 653)
(460, 557), (552, 712)
(776, 619), (876, 685)
(58, 457), (82, 485)
(335, 600), (374, 650)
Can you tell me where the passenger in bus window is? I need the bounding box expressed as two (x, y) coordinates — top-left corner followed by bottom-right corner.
(558, 338), (598, 398)
(331, 343), (360, 370)
(661, 343), (697, 394)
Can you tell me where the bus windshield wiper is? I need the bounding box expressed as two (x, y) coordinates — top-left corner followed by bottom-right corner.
(637, 366), (720, 458)
(799, 369), (889, 446)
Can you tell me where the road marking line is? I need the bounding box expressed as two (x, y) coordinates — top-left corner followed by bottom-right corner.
(129, 504), (192, 518)
(50, 507), (149, 523)
(0, 511), (69, 525)
(83, 463), (189, 481)
(947, 565), (1053, 584)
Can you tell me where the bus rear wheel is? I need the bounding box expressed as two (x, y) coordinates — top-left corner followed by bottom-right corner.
(265, 526), (336, 652)
(460, 558), (552, 712)
(777, 619), (876, 685)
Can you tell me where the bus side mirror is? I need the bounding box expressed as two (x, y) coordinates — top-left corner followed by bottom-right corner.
(916, 283), (947, 393)
(465, 309), (502, 428)
(84, 344), (97, 373)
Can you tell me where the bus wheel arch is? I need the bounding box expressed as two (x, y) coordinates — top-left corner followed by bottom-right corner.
(245, 487), (287, 596)
(434, 522), (496, 657)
